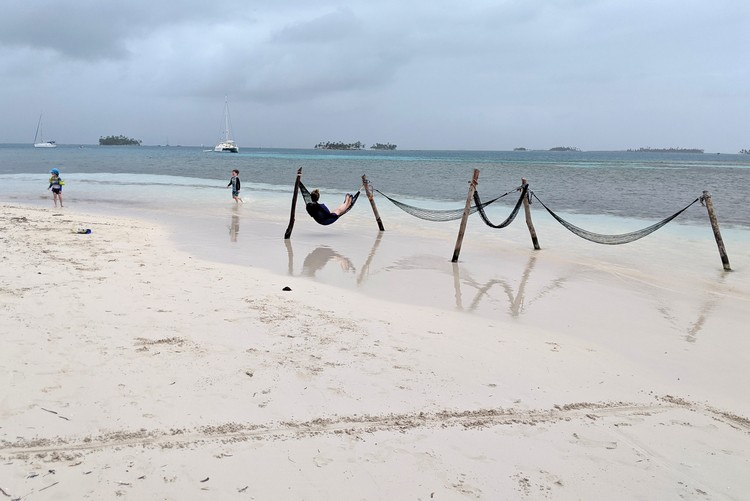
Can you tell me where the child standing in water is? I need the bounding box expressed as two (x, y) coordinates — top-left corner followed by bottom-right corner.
(227, 169), (243, 203)
(48, 168), (64, 207)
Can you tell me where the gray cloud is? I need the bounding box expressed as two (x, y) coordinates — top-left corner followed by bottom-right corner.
(1, 0), (748, 151)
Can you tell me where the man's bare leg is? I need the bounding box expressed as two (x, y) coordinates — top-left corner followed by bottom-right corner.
(331, 194), (353, 216)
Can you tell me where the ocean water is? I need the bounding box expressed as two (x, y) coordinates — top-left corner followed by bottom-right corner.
(2, 144), (748, 321)
(1, 144), (747, 227)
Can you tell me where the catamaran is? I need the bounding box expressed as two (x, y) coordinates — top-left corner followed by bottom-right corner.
(214, 97), (239, 153)
(33, 114), (57, 148)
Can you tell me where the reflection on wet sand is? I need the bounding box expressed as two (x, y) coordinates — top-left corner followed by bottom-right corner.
(284, 239), (294, 276)
(302, 247), (355, 276)
(452, 254), (567, 316)
(357, 232), (383, 285)
(229, 206), (240, 242)
(281, 236), (720, 329)
(681, 273), (725, 343)
(282, 230), (573, 316)
(384, 252), (569, 317)
(284, 233), (382, 282)
(278, 229), (734, 336)
(283, 235), (573, 317)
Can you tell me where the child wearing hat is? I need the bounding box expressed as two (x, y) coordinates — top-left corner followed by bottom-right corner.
(48, 168), (64, 207)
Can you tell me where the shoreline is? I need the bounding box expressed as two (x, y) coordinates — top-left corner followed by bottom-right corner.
(2, 203), (749, 499)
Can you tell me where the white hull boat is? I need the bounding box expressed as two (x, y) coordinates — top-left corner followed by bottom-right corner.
(33, 114), (57, 148)
(214, 98), (238, 153)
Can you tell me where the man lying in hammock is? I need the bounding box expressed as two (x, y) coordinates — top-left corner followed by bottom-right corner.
(306, 189), (355, 226)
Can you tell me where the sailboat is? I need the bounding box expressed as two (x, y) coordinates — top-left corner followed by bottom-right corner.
(214, 97), (239, 153)
(33, 114), (57, 148)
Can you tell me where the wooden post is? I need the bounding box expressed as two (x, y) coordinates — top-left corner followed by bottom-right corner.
(362, 174), (385, 231)
(521, 177), (540, 250)
(452, 169), (480, 262)
(702, 191), (731, 271)
(284, 168), (302, 239)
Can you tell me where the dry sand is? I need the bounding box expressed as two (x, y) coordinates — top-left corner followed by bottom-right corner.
(1, 204), (749, 500)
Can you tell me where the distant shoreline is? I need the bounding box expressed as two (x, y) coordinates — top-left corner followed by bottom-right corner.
(626, 147), (704, 154)
(4, 143), (748, 155)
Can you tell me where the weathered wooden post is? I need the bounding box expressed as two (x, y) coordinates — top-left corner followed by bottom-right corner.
(452, 169), (480, 262)
(362, 174), (385, 231)
(702, 191), (731, 271)
(284, 168), (302, 239)
(521, 177), (540, 250)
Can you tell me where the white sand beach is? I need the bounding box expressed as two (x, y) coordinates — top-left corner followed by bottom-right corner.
(1, 203), (749, 500)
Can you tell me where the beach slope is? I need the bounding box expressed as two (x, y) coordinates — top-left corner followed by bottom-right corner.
(1, 204), (749, 499)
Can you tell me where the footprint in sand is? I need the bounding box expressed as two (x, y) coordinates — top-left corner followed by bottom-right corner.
(571, 432), (617, 449)
(313, 454), (333, 467)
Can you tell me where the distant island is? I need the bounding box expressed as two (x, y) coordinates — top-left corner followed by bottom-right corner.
(513, 147), (527, 151)
(549, 146), (581, 152)
(370, 143), (397, 150)
(99, 135), (142, 146)
(740, 149), (750, 154)
(627, 147), (703, 153)
(314, 141), (364, 150)
(313, 141), (398, 150)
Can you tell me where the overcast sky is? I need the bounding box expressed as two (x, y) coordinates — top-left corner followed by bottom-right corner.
(1, 0), (748, 152)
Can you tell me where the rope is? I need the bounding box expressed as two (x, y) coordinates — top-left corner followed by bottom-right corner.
(531, 192), (701, 245)
(374, 187), (517, 222)
(296, 176), (701, 244)
(473, 184), (528, 229)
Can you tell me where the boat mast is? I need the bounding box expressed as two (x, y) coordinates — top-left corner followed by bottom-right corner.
(34, 114), (43, 144)
(223, 97), (232, 142)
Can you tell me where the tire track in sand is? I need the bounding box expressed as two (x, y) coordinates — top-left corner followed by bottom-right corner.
(2, 396), (748, 459)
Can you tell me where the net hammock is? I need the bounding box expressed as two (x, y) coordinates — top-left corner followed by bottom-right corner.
(299, 181), (360, 225)
(530, 191), (701, 245)
(473, 184), (528, 229)
(373, 187), (517, 222)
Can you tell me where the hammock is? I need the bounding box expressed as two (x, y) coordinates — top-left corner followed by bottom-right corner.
(473, 184), (528, 229)
(374, 187), (516, 222)
(299, 181), (360, 225)
(531, 192), (701, 245)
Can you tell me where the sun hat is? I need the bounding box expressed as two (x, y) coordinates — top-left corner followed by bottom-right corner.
(50, 168), (59, 175)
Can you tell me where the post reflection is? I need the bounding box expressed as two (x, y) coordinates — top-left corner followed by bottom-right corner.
(285, 234), (569, 317)
(229, 206), (240, 242)
(284, 238), (294, 276)
(452, 254), (567, 317)
(281, 233), (723, 330)
(683, 272), (725, 343)
(357, 232), (383, 285)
